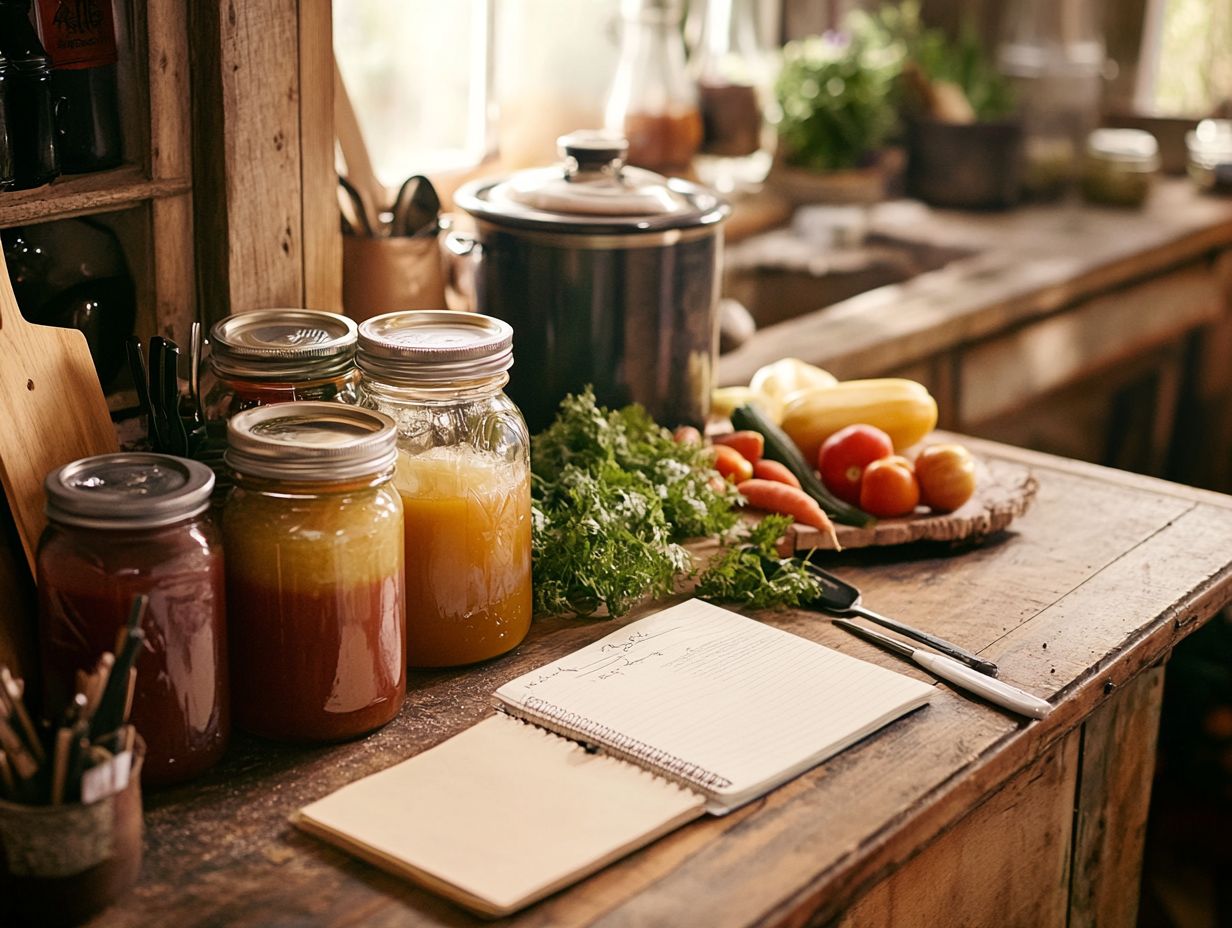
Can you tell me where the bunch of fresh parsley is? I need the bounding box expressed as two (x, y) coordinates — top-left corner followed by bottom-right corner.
(531, 389), (740, 617)
(531, 389), (823, 618)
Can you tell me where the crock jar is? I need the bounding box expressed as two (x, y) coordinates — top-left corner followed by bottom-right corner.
(223, 402), (405, 741)
(37, 454), (228, 786)
(356, 311), (532, 668)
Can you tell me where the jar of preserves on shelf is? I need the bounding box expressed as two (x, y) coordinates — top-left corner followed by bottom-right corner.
(37, 454), (228, 786)
(1081, 128), (1159, 208)
(203, 309), (360, 421)
(356, 311), (532, 668)
(223, 402), (405, 741)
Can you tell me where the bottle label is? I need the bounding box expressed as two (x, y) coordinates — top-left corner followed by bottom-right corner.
(35, 0), (119, 70)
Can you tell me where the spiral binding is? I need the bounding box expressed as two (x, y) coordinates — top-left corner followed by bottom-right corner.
(520, 697), (733, 792)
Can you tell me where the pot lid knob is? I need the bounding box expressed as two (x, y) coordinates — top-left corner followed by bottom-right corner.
(558, 131), (628, 180)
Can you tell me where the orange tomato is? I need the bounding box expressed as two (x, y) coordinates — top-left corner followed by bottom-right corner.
(712, 444), (754, 483)
(859, 457), (920, 518)
(914, 444), (976, 512)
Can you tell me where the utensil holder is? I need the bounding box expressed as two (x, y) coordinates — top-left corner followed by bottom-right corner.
(342, 233), (448, 323)
(0, 747), (144, 927)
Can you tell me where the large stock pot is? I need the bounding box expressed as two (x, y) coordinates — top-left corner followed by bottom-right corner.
(453, 132), (730, 432)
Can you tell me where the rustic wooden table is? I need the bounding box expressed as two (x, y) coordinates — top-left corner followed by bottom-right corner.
(91, 437), (1232, 928)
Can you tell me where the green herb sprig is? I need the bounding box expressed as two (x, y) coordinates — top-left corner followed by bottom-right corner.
(695, 516), (824, 610)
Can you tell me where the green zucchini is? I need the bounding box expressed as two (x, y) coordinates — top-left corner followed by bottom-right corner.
(731, 404), (874, 527)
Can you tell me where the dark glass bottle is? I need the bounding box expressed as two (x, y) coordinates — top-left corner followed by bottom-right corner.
(34, 0), (122, 172)
(0, 51), (15, 188)
(0, 0), (60, 189)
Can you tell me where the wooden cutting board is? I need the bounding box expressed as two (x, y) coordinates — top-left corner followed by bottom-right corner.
(787, 455), (1038, 552)
(0, 248), (118, 572)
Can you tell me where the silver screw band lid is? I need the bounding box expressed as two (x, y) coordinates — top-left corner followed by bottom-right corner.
(45, 453), (215, 530)
(225, 401), (398, 482)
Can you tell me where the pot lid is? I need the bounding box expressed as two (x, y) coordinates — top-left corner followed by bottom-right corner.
(455, 131), (729, 234)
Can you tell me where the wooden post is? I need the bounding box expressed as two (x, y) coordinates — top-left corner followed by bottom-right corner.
(1068, 667), (1166, 928)
(189, 0), (341, 324)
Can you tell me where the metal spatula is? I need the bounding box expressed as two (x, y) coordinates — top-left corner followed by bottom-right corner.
(0, 247), (118, 571)
(804, 563), (999, 677)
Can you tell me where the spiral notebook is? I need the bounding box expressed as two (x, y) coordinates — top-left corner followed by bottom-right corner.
(293, 599), (933, 916)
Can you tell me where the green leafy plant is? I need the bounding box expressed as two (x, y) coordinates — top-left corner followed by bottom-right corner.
(531, 389), (741, 618)
(774, 30), (901, 172)
(695, 516), (824, 610)
(868, 2), (1015, 121)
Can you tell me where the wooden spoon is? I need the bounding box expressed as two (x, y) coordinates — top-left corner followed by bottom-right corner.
(0, 247), (117, 572)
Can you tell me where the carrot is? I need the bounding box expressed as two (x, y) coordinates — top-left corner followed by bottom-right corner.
(736, 478), (841, 550)
(713, 430), (764, 465)
(712, 444), (754, 483)
(752, 458), (801, 489)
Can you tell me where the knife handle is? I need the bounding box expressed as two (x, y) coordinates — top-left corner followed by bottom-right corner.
(912, 650), (1051, 720)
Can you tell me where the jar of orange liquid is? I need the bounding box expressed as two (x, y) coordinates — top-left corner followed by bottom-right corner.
(223, 402), (406, 740)
(356, 311), (532, 668)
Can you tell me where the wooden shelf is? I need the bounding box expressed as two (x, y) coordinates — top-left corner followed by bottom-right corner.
(0, 165), (190, 229)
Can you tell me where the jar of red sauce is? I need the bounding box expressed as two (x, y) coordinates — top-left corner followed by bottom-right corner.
(204, 309), (360, 419)
(37, 454), (228, 787)
(223, 402), (406, 741)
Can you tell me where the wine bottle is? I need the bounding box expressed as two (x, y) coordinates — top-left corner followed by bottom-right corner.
(0, 0), (60, 189)
(34, 0), (122, 173)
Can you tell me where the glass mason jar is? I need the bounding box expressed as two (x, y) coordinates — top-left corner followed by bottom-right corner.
(37, 454), (228, 787)
(356, 311), (533, 668)
(605, 0), (702, 176)
(203, 309), (360, 421)
(223, 402), (405, 741)
(689, 0), (775, 194)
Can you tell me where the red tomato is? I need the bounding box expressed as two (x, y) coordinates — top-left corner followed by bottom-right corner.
(712, 444), (754, 483)
(818, 424), (895, 505)
(712, 430), (764, 465)
(859, 457), (920, 518)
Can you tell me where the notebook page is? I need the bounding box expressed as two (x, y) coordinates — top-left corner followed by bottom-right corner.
(494, 599), (934, 812)
(293, 715), (705, 917)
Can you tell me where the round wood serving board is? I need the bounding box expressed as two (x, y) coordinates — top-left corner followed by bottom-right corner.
(784, 455), (1039, 552)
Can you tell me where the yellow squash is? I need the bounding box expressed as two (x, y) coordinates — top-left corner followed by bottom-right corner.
(780, 378), (938, 461)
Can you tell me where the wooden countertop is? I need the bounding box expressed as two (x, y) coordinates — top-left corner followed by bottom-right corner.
(719, 180), (1232, 385)
(90, 437), (1232, 927)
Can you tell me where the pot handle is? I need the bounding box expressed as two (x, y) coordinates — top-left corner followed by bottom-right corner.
(444, 231), (481, 258)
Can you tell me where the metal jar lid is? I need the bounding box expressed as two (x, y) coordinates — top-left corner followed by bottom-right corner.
(45, 453), (215, 530)
(455, 131), (730, 235)
(225, 402), (398, 482)
(1086, 129), (1160, 171)
(209, 309), (358, 380)
(357, 311), (514, 386)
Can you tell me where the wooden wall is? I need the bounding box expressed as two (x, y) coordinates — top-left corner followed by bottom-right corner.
(189, 0), (341, 324)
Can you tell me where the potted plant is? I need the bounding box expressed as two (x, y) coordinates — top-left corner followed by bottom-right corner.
(769, 21), (902, 204)
(882, 4), (1023, 209)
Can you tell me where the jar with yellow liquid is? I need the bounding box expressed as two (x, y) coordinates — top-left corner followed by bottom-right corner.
(356, 311), (532, 667)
